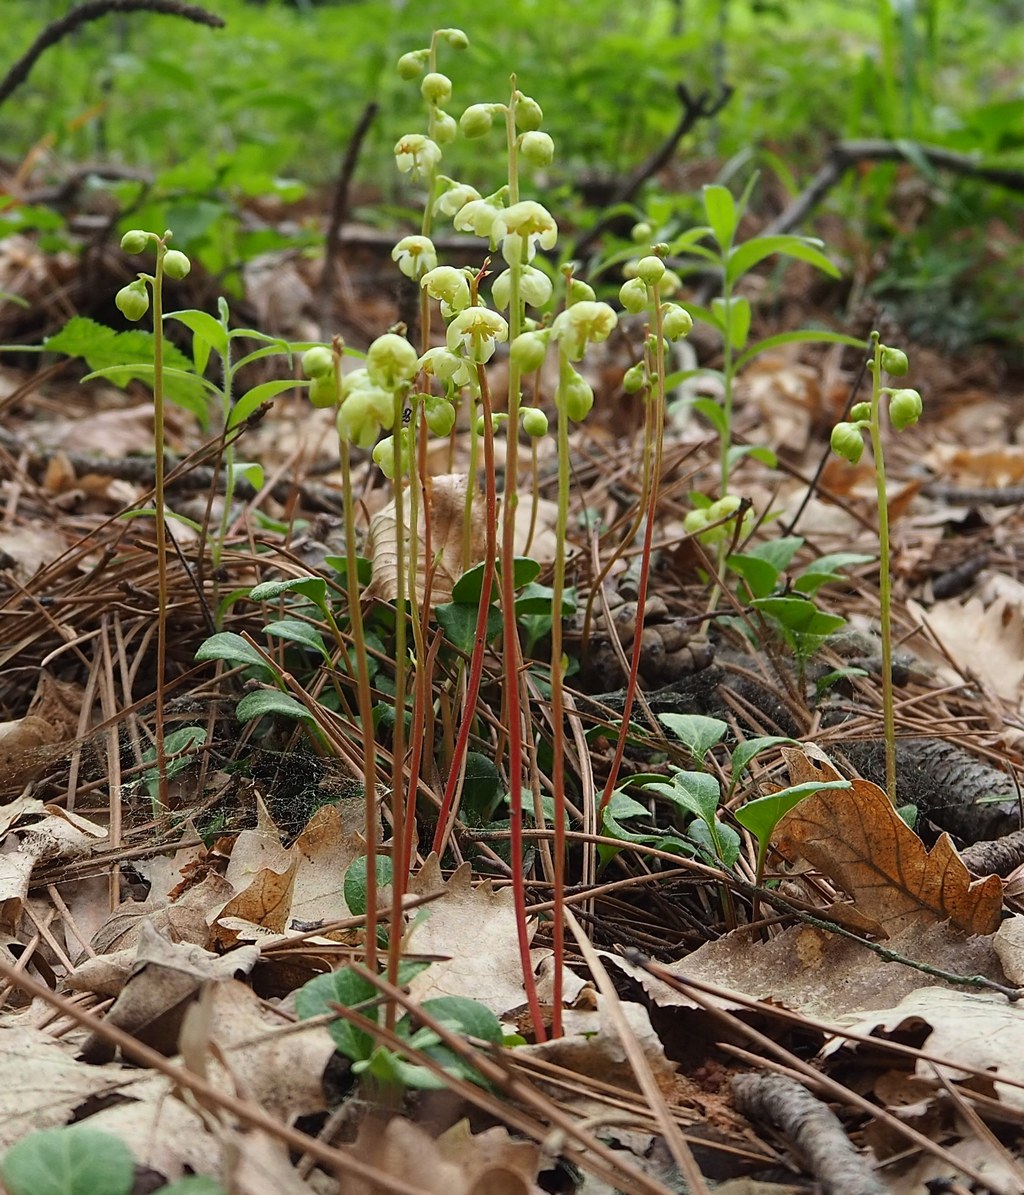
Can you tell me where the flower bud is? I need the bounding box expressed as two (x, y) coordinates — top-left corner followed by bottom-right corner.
(631, 221), (653, 245)
(162, 250), (191, 280)
(433, 110), (457, 145)
(623, 362), (647, 393)
(521, 407), (548, 437)
(460, 104), (494, 138)
(889, 387), (923, 431)
(302, 346), (335, 378)
(423, 393), (456, 437)
(514, 94), (543, 132)
(619, 277), (649, 314)
(684, 508), (710, 535)
(880, 346), (909, 376)
(373, 435), (397, 478)
(367, 332), (419, 389)
(849, 401), (871, 422)
(831, 421), (865, 465)
(115, 280), (149, 321)
(661, 304), (693, 340)
(439, 27), (469, 49)
(397, 51), (425, 80)
(421, 72), (452, 106)
(567, 278), (596, 305)
(560, 371), (594, 422)
(520, 131), (554, 168)
(308, 372), (339, 408)
(120, 229), (149, 253)
(636, 255), (665, 285)
(510, 331), (547, 373)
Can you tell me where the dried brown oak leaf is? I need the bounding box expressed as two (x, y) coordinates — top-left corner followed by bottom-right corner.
(774, 749), (1003, 936)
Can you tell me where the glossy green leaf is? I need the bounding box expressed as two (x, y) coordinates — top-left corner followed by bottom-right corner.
(451, 557), (539, 604)
(735, 779), (851, 844)
(729, 735), (799, 782)
(793, 552), (874, 596)
(343, 855), (394, 917)
(295, 967), (378, 1061)
(249, 576), (328, 607)
(229, 377), (306, 428)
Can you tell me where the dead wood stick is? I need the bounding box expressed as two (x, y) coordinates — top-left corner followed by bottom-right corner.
(766, 138), (1024, 237)
(0, 1), (224, 110)
(571, 81), (732, 261)
(317, 98), (380, 330)
(732, 1073), (891, 1195)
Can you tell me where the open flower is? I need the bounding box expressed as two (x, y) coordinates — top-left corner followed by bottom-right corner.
(491, 264), (552, 311)
(394, 133), (442, 180)
(453, 196), (504, 241)
(391, 235), (437, 280)
(434, 181), (481, 218)
(492, 200), (557, 266)
(446, 306), (509, 364)
(421, 265), (471, 314)
(419, 346), (473, 388)
(552, 300), (617, 361)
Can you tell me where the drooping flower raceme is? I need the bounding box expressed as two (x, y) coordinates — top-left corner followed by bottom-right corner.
(394, 134), (442, 181)
(392, 235), (438, 281)
(446, 306), (509, 364)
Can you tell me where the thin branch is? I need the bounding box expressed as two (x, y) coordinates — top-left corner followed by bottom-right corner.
(767, 138), (1024, 236)
(571, 82), (733, 261)
(0, 0), (225, 110)
(317, 99), (380, 331)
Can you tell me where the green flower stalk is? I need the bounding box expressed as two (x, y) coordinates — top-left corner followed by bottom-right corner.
(831, 332), (923, 803)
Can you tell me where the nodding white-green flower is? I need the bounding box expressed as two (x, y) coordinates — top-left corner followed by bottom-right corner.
(336, 381), (393, 449)
(393, 133), (442, 180)
(491, 265), (552, 311)
(391, 235), (438, 281)
(453, 196), (504, 241)
(367, 333), (419, 390)
(433, 110), (457, 145)
(446, 305), (509, 364)
(421, 265), (471, 314)
(552, 300), (618, 361)
(419, 346), (473, 388)
(434, 181), (482, 218)
(492, 200), (558, 265)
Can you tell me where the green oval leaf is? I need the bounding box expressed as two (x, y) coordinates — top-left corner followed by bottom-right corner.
(703, 184), (737, 249)
(249, 576), (328, 607)
(262, 618), (330, 661)
(735, 779), (851, 845)
(165, 308), (229, 358)
(235, 689), (310, 724)
(295, 968), (378, 1061)
(0, 1126), (135, 1195)
(195, 632), (269, 670)
(726, 235), (840, 286)
(451, 557), (540, 604)
(229, 378), (306, 429)
(658, 714), (728, 764)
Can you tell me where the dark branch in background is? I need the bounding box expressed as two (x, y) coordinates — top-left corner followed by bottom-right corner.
(570, 81), (733, 262)
(766, 138), (1024, 236)
(0, 0), (224, 110)
(317, 99), (380, 335)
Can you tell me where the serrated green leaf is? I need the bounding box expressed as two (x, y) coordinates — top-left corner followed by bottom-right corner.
(235, 689), (310, 723)
(0, 1126), (134, 1195)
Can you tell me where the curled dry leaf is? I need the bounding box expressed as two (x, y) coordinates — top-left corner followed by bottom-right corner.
(0, 673), (83, 798)
(774, 749), (1004, 936)
(366, 473), (485, 605)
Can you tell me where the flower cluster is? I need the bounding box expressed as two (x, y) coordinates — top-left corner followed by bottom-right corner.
(831, 342), (922, 466)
